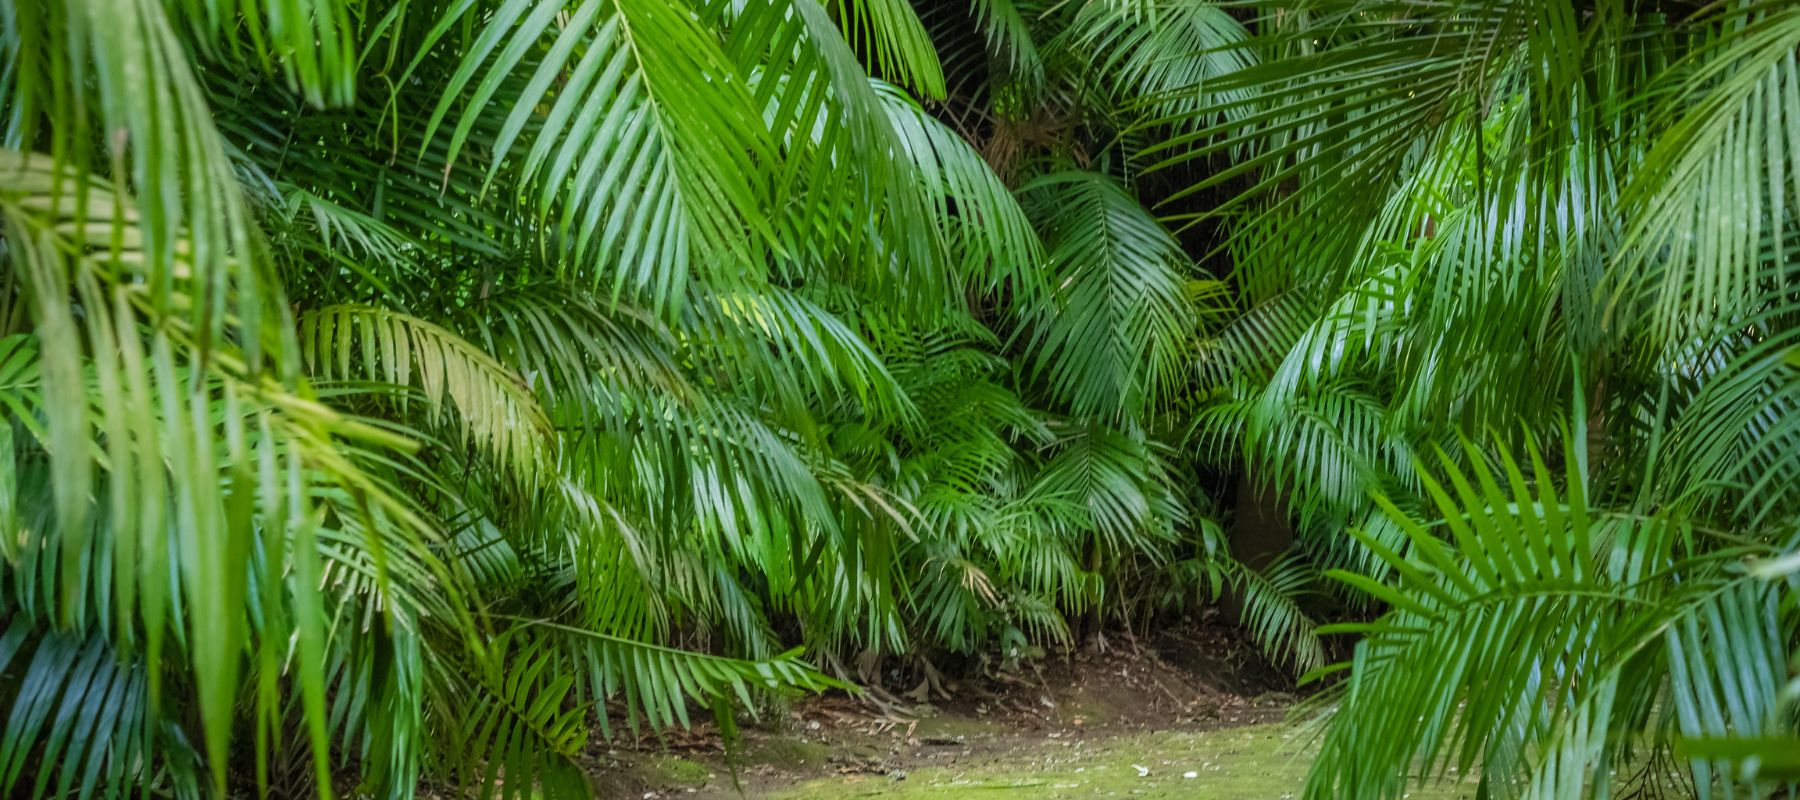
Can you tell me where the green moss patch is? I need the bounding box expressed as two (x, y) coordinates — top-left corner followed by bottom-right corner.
(765, 723), (1478, 799)
(737, 737), (835, 770)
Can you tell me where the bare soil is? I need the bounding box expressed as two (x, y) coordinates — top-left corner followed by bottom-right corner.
(581, 622), (1343, 799)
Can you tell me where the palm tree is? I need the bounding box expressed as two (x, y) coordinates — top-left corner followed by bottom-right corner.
(6, 0), (1797, 798)
(1134, 1), (1800, 796)
(0, 0), (1242, 796)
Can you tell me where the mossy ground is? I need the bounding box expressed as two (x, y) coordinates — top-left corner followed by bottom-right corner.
(755, 723), (1476, 800)
(634, 755), (712, 788)
(598, 634), (1688, 799)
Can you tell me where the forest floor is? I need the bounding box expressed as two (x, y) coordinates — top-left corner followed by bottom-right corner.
(580, 620), (1485, 799)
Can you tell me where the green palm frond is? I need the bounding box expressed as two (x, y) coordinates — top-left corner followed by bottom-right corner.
(436, 631), (592, 800)
(1035, 422), (1184, 557)
(971, 0), (1045, 92)
(1070, 0), (1255, 141)
(418, 0), (780, 311)
(1222, 553), (1325, 675)
(686, 287), (914, 425)
(1145, 0), (1551, 222)
(299, 304), (555, 480)
(510, 621), (837, 740)
(6, 0), (286, 375)
(878, 82), (1050, 309)
(0, 620), (151, 800)
(170, 0), (360, 106)
(1621, 3), (1800, 344)
(1662, 581), (1793, 797)
(1020, 171), (1200, 421)
(0, 148), (432, 795)
(1311, 433), (1794, 800)
(273, 188), (426, 296)
(1679, 531), (1800, 786)
(727, 0), (940, 303)
(821, 0), (946, 99)
(454, 284), (689, 421)
(432, 579), (839, 797)
(1658, 321), (1800, 526)
(1194, 289), (1319, 390)
(1250, 380), (1417, 528)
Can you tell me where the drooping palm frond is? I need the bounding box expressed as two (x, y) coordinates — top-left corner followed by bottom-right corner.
(1660, 580), (1794, 799)
(1019, 171), (1200, 422)
(1620, 3), (1800, 345)
(0, 147), (440, 795)
(1311, 433), (1795, 800)
(877, 82), (1050, 310)
(1144, 0), (1563, 226)
(1655, 310), (1800, 527)
(5, 1), (281, 362)
(820, 0), (946, 99)
(428, 621), (836, 798)
(1123, 9), (1800, 789)
(727, 0), (942, 302)
(451, 284), (690, 423)
(684, 287), (914, 426)
(271, 188), (428, 298)
(1069, 0), (1256, 141)
(1193, 289), (1319, 391)
(417, 0), (781, 312)
(1034, 421), (1184, 558)
(1220, 553), (1325, 674)
(171, 0), (362, 107)
(974, 0), (1046, 91)
(0, 619), (154, 800)
(434, 631), (593, 800)
(299, 304), (555, 480)
(1677, 532), (1800, 787)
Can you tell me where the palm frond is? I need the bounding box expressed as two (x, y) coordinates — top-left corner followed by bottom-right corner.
(879, 82), (1050, 310)
(1222, 553), (1325, 675)
(1310, 433), (1794, 800)
(0, 620), (150, 800)
(418, 0), (781, 312)
(1019, 171), (1199, 421)
(299, 304), (555, 480)
(822, 0), (946, 99)
(0, 148), (428, 795)
(1620, 4), (1800, 344)
(1070, 0), (1256, 142)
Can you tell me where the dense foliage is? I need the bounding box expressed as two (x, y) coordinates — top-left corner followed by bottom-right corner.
(0, 0), (1795, 798)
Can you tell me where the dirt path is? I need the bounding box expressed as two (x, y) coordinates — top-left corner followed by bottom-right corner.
(744, 721), (1476, 799)
(602, 710), (1480, 800)
(580, 625), (1674, 799)
(580, 627), (1479, 799)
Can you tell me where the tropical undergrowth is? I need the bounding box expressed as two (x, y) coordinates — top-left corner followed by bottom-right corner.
(0, 0), (1797, 799)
